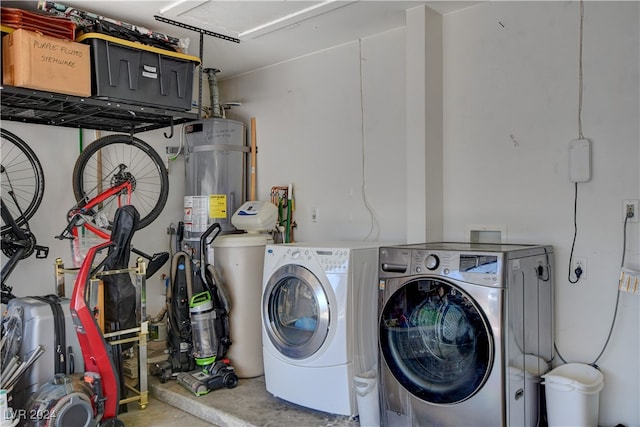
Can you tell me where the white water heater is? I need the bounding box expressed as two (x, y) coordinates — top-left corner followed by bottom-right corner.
(183, 118), (248, 250)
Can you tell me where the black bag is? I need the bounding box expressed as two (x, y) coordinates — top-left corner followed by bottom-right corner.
(102, 204), (139, 344)
(100, 205), (141, 413)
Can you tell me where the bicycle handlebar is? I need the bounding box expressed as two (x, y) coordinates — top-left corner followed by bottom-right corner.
(56, 212), (83, 240)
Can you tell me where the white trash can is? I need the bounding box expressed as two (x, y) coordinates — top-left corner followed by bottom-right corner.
(354, 370), (380, 427)
(542, 363), (604, 427)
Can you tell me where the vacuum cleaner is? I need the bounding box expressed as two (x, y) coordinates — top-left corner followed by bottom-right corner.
(155, 222), (237, 395)
(176, 223), (237, 395)
(176, 290), (237, 395)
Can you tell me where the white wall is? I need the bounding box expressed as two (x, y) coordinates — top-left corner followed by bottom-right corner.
(2, 1), (638, 425)
(219, 30), (408, 243)
(443, 1), (639, 425)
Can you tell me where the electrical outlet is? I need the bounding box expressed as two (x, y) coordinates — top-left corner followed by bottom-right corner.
(311, 207), (318, 223)
(623, 199), (639, 223)
(572, 257), (587, 280)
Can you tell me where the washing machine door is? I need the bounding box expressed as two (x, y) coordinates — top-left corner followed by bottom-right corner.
(380, 277), (494, 404)
(263, 264), (330, 359)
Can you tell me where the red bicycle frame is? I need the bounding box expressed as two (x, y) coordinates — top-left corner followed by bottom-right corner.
(69, 180), (133, 240)
(54, 180), (132, 268)
(70, 240), (120, 421)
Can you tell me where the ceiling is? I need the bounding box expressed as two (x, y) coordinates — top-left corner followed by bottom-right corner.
(4, 1), (480, 79)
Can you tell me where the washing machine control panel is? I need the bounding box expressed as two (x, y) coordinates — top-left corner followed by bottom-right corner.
(284, 248), (350, 273)
(413, 250), (447, 274)
(405, 249), (501, 286)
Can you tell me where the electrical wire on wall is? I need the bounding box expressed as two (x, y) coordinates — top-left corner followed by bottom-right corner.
(168, 123), (187, 162)
(567, 182), (581, 284)
(556, 0), (624, 368)
(556, 213), (629, 367)
(358, 38), (381, 242)
(567, 0), (586, 285)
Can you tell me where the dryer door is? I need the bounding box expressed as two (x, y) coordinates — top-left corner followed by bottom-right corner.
(263, 264), (330, 359)
(379, 277), (494, 404)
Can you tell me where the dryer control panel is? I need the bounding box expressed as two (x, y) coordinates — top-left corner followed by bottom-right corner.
(314, 249), (350, 273)
(379, 247), (503, 287)
(283, 248), (350, 273)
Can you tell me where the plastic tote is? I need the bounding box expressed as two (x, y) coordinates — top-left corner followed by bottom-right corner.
(354, 370), (380, 427)
(542, 363), (604, 427)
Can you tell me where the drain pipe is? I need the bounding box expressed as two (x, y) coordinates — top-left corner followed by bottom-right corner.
(204, 68), (222, 118)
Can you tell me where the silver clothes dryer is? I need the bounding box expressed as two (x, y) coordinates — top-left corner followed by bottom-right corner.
(378, 243), (554, 427)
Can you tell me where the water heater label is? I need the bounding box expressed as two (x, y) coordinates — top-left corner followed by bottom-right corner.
(209, 194), (227, 219)
(184, 196), (210, 232)
(183, 196), (193, 231)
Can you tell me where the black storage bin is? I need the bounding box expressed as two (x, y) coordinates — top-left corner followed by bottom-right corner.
(77, 33), (200, 111)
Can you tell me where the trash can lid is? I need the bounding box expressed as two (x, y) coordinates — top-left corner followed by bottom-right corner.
(512, 354), (550, 377)
(542, 363), (604, 392)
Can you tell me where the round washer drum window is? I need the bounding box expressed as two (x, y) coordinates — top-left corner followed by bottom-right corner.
(263, 264), (330, 359)
(379, 278), (494, 404)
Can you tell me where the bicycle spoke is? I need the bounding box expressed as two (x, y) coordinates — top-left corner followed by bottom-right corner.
(72, 134), (169, 231)
(1, 129), (45, 234)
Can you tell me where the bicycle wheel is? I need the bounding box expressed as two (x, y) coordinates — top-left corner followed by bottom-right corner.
(72, 134), (169, 230)
(1, 129), (45, 235)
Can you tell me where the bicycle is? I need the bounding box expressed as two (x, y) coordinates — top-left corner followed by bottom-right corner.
(1, 129), (49, 302)
(56, 134), (170, 276)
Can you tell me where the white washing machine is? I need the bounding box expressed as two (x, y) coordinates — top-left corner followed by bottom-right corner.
(262, 242), (381, 416)
(378, 243), (554, 427)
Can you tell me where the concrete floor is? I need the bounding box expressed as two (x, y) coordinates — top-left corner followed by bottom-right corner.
(123, 340), (361, 427)
(148, 374), (359, 427)
(118, 395), (218, 427)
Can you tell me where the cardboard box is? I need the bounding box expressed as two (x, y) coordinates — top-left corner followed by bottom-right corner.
(2, 28), (90, 97)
